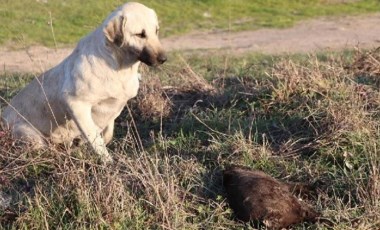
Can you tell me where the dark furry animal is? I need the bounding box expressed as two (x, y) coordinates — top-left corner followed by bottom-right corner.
(223, 166), (319, 229)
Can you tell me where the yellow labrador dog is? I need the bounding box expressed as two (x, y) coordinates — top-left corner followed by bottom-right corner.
(1, 2), (166, 162)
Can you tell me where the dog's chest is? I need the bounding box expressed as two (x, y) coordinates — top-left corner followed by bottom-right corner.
(92, 97), (125, 115)
(91, 97), (127, 129)
(104, 70), (140, 99)
(91, 72), (140, 127)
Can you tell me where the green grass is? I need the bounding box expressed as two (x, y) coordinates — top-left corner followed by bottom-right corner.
(1, 48), (380, 229)
(1, 0), (380, 47)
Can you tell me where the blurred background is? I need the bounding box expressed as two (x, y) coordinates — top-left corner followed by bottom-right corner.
(1, 0), (380, 47)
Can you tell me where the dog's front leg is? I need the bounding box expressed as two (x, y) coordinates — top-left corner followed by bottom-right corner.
(102, 121), (114, 145)
(64, 98), (112, 163)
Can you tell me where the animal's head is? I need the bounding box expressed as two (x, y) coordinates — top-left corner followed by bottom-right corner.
(103, 2), (167, 67)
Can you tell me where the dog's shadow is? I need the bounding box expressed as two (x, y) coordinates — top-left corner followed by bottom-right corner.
(117, 75), (325, 161)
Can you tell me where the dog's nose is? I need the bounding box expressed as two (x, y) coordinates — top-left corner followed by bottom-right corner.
(157, 53), (167, 64)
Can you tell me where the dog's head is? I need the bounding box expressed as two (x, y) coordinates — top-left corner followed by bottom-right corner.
(103, 2), (167, 67)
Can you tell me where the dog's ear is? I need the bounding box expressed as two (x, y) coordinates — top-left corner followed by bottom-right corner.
(104, 15), (126, 47)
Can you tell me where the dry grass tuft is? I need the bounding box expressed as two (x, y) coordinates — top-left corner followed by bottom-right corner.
(133, 76), (172, 121)
(351, 47), (380, 77)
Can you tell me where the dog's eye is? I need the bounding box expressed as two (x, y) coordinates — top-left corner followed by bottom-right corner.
(136, 30), (146, 39)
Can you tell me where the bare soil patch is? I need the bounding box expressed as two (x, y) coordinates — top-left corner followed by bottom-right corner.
(1, 14), (380, 73)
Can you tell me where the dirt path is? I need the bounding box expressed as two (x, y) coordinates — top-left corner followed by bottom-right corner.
(1, 14), (380, 73)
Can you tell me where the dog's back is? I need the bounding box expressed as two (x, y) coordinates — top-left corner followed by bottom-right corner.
(2, 56), (75, 143)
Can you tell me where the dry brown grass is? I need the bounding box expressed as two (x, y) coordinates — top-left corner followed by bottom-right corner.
(351, 47), (380, 77)
(1, 49), (380, 229)
(0, 131), (228, 229)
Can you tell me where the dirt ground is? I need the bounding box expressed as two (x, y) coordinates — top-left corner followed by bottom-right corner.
(1, 14), (380, 73)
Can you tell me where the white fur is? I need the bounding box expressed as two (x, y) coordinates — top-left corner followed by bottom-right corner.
(1, 2), (166, 162)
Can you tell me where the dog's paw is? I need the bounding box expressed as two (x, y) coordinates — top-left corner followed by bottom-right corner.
(94, 146), (113, 164)
(100, 153), (114, 164)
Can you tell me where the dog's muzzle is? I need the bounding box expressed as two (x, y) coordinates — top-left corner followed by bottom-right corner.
(157, 53), (167, 64)
(138, 47), (167, 66)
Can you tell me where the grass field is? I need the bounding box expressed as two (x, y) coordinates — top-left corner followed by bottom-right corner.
(1, 1), (380, 229)
(1, 0), (380, 47)
(1, 48), (380, 229)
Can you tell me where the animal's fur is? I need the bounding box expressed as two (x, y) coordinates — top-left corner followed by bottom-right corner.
(223, 166), (319, 229)
(1, 2), (166, 162)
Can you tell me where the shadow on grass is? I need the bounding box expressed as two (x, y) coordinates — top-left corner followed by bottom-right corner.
(114, 73), (337, 207)
(120, 74), (325, 160)
(116, 50), (380, 212)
